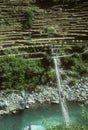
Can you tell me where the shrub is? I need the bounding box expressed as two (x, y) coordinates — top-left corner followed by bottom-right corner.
(47, 125), (88, 130)
(0, 57), (38, 90)
(81, 104), (88, 121)
(0, 55), (55, 90)
(23, 7), (34, 29)
(61, 46), (88, 79)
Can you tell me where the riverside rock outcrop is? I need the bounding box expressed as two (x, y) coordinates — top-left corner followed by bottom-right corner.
(0, 78), (88, 115)
(64, 78), (88, 101)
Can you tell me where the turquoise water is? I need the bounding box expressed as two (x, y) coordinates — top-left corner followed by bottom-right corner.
(0, 102), (88, 130)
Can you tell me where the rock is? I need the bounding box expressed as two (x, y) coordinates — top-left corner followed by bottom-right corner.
(85, 100), (88, 105)
(12, 110), (17, 114)
(51, 100), (59, 104)
(24, 125), (45, 130)
(27, 98), (35, 104)
(0, 77), (88, 115)
(21, 90), (26, 98)
(24, 126), (31, 130)
(81, 92), (86, 97)
(0, 100), (8, 110)
(26, 105), (29, 109)
(19, 101), (26, 110)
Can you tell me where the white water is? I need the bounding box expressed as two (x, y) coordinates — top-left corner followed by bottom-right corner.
(24, 125), (45, 130)
(53, 56), (70, 126)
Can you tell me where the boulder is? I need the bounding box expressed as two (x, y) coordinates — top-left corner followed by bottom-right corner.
(24, 125), (45, 130)
(19, 101), (26, 110)
(85, 100), (88, 105)
(0, 100), (8, 110)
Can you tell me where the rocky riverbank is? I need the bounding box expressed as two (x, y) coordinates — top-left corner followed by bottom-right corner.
(0, 78), (88, 115)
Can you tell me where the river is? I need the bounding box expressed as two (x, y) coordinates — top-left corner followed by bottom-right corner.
(0, 102), (88, 130)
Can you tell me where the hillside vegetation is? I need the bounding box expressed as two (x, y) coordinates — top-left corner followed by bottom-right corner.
(0, 0), (88, 90)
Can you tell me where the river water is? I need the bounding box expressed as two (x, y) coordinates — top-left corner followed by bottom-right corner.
(0, 102), (88, 130)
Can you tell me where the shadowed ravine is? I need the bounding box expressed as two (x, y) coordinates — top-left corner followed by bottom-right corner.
(53, 56), (70, 126)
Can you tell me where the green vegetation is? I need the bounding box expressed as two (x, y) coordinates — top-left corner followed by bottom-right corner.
(0, 55), (55, 90)
(62, 53), (87, 76)
(0, 43), (87, 90)
(0, 0), (88, 90)
(81, 104), (88, 121)
(23, 7), (34, 29)
(0, 45), (87, 90)
(46, 27), (56, 36)
(61, 45), (88, 85)
(47, 125), (88, 130)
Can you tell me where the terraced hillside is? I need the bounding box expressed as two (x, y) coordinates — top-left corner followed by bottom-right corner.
(0, 0), (88, 58)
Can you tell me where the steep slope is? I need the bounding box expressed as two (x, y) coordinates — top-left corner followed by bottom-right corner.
(0, 0), (88, 58)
